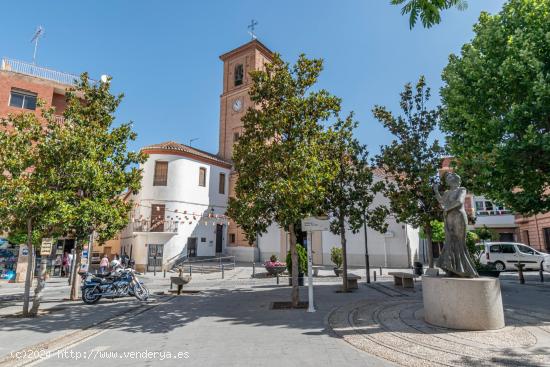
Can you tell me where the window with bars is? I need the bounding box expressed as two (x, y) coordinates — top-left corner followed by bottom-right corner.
(199, 167), (207, 187)
(219, 173), (226, 194)
(9, 89), (37, 110)
(153, 161), (168, 186)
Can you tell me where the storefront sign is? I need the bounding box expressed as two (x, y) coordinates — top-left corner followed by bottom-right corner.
(40, 238), (53, 256)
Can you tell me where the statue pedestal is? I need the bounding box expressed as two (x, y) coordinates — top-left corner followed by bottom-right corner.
(422, 276), (505, 330)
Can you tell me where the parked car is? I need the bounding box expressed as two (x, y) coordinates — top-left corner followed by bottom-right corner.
(477, 242), (550, 272)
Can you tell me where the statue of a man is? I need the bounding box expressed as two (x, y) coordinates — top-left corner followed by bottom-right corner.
(433, 173), (478, 278)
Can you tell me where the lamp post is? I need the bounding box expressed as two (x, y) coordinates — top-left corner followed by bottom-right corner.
(363, 219), (371, 284)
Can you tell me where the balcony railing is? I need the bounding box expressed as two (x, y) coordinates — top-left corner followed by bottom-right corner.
(132, 219), (179, 233)
(1, 57), (81, 86)
(476, 210), (512, 216)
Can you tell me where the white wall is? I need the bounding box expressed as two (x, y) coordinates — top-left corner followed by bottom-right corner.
(121, 153), (230, 270)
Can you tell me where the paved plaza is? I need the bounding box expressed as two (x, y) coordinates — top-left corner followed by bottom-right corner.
(1, 266), (549, 366)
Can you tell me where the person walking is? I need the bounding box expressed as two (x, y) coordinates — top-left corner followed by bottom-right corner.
(99, 254), (109, 274)
(62, 252), (69, 277)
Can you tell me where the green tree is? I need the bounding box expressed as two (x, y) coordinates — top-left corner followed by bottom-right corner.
(227, 54), (340, 307)
(0, 106), (63, 316)
(473, 225), (496, 242)
(323, 114), (388, 291)
(46, 74), (145, 300)
(391, 0), (468, 28)
(440, 0), (550, 215)
(419, 220), (444, 243)
(373, 76), (445, 268)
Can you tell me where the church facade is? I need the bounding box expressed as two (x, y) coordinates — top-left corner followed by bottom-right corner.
(121, 39), (420, 271)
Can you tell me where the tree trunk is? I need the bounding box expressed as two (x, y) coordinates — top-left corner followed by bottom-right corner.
(288, 223), (299, 308)
(29, 257), (48, 316)
(69, 245), (82, 301)
(340, 216), (349, 292)
(425, 223), (434, 268)
(22, 218), (34, 317)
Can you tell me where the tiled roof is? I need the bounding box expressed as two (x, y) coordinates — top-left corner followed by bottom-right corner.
(141, 141), (231, 166)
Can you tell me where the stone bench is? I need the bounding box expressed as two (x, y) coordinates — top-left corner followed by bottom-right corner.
(388, 272), (417, 288)
(346, 274), (361, 289)
(312, 266), (323, 277)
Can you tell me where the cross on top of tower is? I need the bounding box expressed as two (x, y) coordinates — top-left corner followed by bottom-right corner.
(247, 19), (258, 40)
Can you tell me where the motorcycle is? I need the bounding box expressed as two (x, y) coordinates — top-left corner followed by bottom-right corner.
(81, 268), (149, 304)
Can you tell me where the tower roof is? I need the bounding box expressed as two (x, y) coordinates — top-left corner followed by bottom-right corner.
(219, 39), (274, 61)
(142, 141), (232, 168)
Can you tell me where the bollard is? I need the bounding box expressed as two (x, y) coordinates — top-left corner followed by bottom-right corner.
(379, 266), (382, 276)
(276, 273), (280, 285)
(252, 262), (256, 278)
(540, 268), (544, 283)
(222, 264), (225, 279)
(516, 263), (525, 284)
(374, 270), (377, 282)
(189, 265), (192, 276)
(163, 270), (166, 278)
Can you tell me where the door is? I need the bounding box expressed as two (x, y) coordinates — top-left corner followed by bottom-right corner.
(147, 244), (163, 272)
(215, 225), (223, 254)
(544, 228), (550, 252)
(499, 243), (518, 267)
(516, 244), (540, 270)
(499, 233), (515, 242)
(187, 237), (197, 258)
(312, 231), (323, 265)
(150, 204), (165, 232)
(103, 247), (112, 260)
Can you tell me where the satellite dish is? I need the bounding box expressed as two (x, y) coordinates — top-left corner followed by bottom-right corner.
(100, 74), (109, 83)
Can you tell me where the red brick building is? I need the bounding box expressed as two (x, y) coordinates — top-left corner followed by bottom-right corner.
(516, 214), (550, 252)
(0, 57), (80, 123)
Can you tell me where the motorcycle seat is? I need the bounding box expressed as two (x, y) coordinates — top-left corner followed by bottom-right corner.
(95, 272), (112, 278)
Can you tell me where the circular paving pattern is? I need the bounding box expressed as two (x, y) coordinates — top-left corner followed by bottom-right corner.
(329, 299), (550, 366)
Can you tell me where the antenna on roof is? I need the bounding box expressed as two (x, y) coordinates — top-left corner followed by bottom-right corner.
(189, 138), (199, 147)
(30, 26), (45, 65)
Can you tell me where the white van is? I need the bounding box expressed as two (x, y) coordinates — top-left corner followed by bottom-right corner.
(477, 242), (550, 271)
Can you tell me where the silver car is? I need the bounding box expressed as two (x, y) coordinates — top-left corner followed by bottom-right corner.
(477, 242), (550, 272)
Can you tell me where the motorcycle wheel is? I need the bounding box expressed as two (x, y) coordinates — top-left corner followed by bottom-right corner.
(133, 283), (149, 301)
(82, 287), (102, 304)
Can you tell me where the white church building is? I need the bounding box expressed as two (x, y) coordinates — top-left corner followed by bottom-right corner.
(120, 39), (420, 272)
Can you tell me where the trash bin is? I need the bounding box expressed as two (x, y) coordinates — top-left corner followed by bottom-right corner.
(413, 262), (424, 276)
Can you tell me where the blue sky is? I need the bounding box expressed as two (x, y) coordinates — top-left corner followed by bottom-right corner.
(0, 0), (506, 155)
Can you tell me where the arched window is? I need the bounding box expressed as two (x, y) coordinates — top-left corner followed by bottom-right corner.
(234, 64), (244, 86)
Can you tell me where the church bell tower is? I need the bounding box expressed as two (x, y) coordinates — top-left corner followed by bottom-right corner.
(218, 39), (273, 248)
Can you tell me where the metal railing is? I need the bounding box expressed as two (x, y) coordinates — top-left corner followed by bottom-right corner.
(1, 57), (80, 86)
(177, 256), (236, 274)
(132, 219), (179, 233)
(476, 209), (512, 216)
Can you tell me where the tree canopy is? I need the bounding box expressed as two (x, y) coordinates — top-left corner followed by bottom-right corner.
(391, 0), (468, 28)
(228, 53), (340, 306)
(373, 76), (445, 267)
(440, 0), (550, 215)
(323, 113), (389, 291)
